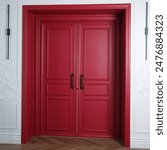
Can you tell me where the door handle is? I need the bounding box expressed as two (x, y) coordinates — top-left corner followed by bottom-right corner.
(80, 74), (84, 89)
(70, 74), (74, 89)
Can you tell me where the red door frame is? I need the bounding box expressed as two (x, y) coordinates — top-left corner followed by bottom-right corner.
(22, 4), (131, 147)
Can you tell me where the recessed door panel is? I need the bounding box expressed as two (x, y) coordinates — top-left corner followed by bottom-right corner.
(41, 22), (77, 136)
(46, 99), (70, 130)
(83, 28), (109, 80)
(46, 28), (71, 79)
(84, 84), (109, 96)
(78, 22), (115, 137)
(84, 101), (110, 131)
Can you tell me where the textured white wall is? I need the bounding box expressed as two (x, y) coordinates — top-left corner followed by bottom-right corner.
(0, 0), (21, 144)
(131, 0), (150, 148)
(0, 0), (150, 148)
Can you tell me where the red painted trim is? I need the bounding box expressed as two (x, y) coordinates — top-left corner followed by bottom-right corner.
(120, 5), (131, 147)
(22, 7), (36, 143)
(23, 4), (130, 11)
(22, 4), (131, 147)
(22, 7), (28, 144)
(124, 5), (131, 147)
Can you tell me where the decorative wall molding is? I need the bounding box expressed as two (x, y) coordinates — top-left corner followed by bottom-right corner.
(131, 66), (150, 137)
(134, 130), (150, 134)
(0, 133), (21, 144)
(0, 67), (19, 101)
(0, 103), (18, 129)
(132, 66), (150, 107)
(131, 138), (150, 149)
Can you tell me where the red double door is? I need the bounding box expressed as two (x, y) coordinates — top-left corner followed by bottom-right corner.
(40, 20), (115, 137)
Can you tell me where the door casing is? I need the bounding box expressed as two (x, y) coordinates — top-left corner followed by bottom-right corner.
(22, 4), (131, 147)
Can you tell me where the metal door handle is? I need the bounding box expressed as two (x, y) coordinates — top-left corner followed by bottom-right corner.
(80, 74), (84, 89)
(70, 74), (74, 89)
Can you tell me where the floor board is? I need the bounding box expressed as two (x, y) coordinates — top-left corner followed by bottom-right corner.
(0, 136), (149, 150)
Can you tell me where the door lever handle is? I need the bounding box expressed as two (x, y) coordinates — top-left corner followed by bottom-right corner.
(80, 74), (84, 89)
(70, 74), (74, 89)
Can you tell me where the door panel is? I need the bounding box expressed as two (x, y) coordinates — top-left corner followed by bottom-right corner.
(41, 22), (77, 136)
(46, 28), (71, 79)
(83, 28), (109, 80)
(46, 99), (70, 130)
(78, 22), (115, 137)
(84, 101), (110, 131)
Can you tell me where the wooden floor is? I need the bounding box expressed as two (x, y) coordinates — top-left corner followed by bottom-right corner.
(0, 136), (148, 150)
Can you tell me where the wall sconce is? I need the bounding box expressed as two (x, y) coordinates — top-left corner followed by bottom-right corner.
(6, 4), (10, 60)
(145, 2), (148, 60)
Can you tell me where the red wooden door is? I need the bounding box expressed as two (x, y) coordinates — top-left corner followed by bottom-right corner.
(40, 20), (114, 137)
(41, 22), (77, 136)
(78, 22), (115, 137)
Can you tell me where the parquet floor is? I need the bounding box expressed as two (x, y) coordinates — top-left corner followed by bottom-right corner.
(0, 136), (148, 150)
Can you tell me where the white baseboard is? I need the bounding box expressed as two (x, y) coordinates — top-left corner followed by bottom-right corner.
(131, 138), (150, 149)
(0, 134), (21, 144)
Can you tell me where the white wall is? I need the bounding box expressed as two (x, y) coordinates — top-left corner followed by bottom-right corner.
(0, 0), (150, 148)
(131, 0), (150, 148)
(0, 0), (21, 144)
